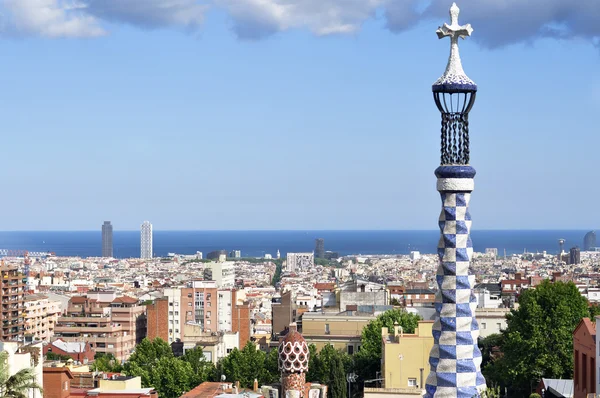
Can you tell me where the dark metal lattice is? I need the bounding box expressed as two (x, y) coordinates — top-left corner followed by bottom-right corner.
(433, 91), (476, 165)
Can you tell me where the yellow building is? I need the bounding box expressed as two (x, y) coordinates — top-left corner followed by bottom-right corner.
(300, 312), (375, 354)
(381, 321), (433, 390)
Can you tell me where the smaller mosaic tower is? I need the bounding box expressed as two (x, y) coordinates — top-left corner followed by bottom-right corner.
(278, 323), (309, 398)
(425, 3), (486, 397)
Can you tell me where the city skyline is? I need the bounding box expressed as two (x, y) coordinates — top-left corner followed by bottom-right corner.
(1, 1), (599, 231)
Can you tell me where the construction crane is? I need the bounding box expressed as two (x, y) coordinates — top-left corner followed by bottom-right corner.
(0, 249), (53, 258)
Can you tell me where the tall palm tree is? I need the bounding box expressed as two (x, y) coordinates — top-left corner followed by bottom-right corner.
(0, 351), (43, 398)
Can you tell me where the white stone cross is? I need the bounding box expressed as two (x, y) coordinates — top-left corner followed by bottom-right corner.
(433, 2), (476, 88)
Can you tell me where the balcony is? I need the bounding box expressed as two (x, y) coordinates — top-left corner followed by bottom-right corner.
(54, 324), (124, 334)
(58, 316), (111, 323)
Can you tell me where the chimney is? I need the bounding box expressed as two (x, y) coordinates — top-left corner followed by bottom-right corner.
(235, 381), (240, 391)
(253, 378), (259, 392)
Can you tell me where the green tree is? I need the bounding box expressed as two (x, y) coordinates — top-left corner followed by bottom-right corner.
(478, 334), (503, 370)
(486, 281), (589, 396)
(306, 344), (321, 383)
(263, 349), (280, 384)
(91, 353), (122, 372)
(216, 342), (269, 388)
(354, 309), (421, 381)
(328, 354), (346, 398)
(181, 347), (216, 387)
(46, 352), (72, 362)
(148, 356), (194, 398)
(0, 351), (43, 398)
(123, 338), (174, 387)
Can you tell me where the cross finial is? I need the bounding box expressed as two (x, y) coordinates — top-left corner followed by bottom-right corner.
(432, 2), (476, 91)
(436, 3), (473, 42)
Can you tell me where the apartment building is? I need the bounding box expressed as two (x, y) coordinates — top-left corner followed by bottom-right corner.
(147, 283), (251, 349)
(53, 290), (146, 361)
(24, 294), (61, 342)
(1, 265), (26, 341)
(300, 311), (375, 354)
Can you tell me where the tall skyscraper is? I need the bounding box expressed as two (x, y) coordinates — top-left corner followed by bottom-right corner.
(140, 221), (153, 259)
(315, 238), (325, 259)
(101, 221), (113, 257)
(584, 231), (596, 251)
(425, 4), (486, 396)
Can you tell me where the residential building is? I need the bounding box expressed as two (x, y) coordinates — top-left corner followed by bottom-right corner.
(272, 291), (295, 339)
(140, 221), (153, 259)
(285, 253), (314, 273)
(300, 311), (375, 353)
(204, 262), (235, 288)
(574, 317), (596, 398)
(381, 321), (433, 390)
(338, 279), (388, 312)
(475, 308), (509, 338)
(53, 291), (147, 361)
(43, 366), (74, 398)
(0, 341), (43, 398)
(570, 246), (581, 265)
(44, 339), (95, 364)
(315, 239), (325, 259)
(101, 221), (113, 258)
(147, 284), (251, 350)
(1, 264), (26, 341)
(24, 293), (61, 342)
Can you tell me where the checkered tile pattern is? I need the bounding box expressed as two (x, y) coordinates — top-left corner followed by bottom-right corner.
(425, 186), (486, 397)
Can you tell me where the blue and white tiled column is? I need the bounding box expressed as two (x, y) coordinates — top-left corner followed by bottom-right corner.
(425, 165), (486, 397)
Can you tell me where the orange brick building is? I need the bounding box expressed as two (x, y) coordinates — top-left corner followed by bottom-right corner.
(574, 317), (596, 398)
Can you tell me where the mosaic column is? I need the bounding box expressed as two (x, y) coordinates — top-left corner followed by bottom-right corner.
(425, 3), (486, 397)
(278, 323), (309, 398)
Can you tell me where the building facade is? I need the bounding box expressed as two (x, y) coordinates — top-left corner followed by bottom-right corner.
(53, 291), (146, 361)
(300, 311), (375, 354)
(24, 293), (61, 342)
(285, 253), (314, 273)
(101, 221), (113, 258)
(315, 239), (325, 259)
(140, 221), (153, 259)
(584, 231), (597, 251)
(1, 264), (26, 341)
(382, 321), (434, 390)
(574, 318), (596, 398)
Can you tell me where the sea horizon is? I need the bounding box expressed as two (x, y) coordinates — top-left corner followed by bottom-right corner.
(0, 230), (593, 259)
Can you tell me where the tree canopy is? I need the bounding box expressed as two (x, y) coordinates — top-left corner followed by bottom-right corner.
(484, 281), (589, 396)
(0, 351), (43, 398)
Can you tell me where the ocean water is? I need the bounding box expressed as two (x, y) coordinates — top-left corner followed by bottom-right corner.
(0, 230), (592, 259)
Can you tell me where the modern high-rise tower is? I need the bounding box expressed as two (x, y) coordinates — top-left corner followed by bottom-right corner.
(101, 221), (113, 258)
(140, 221), (153, 259)
(584, 231), (596, 251)
(315, 238), (325, 259)
(425, 4), (486, 397)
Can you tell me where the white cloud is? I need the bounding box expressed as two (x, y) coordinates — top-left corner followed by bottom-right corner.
(0, 0), (105, 37)
(217, 0), (387, 39)
(0, 0), (598, 48)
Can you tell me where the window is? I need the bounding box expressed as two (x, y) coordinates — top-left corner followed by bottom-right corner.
(174, 302), (179, 307)
(169, 329), (173, 333)
(207, 320), (211, 325)
(188, 293), (192, 298)
(175, 329), (179, 333)
(175, 311), (179, 316)
(347, 345), (354, 355)
(408, 378), (417, 387)
(187, 311), (192, 316)
(207, 294), (211, 300)
(169, 311), (173, 315)
(63, 381), (68, 390)
(325, 324), (330, 334)
(169, 302), (173, 306)
(188, 302), (192, 307)
(496, 323), (502, 330)
(207, 311), (211, 317)
(207, 302), (211, 307)
(227, 348), (233, 354)
(481, 322), (486, 330)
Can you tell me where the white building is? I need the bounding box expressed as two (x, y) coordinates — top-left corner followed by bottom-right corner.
(205, 262), (235, 288)
(217, 289), (233, 332)
(23, 294), (61, 342)
(286, 252), (314, 272)
(0, 342), (43, 398)
(140, 221), (153, 259)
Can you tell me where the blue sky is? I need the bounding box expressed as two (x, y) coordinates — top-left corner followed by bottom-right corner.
(1, 0), (599, 231)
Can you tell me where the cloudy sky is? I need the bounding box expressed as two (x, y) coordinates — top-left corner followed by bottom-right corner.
(0, 0), (599, 230)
